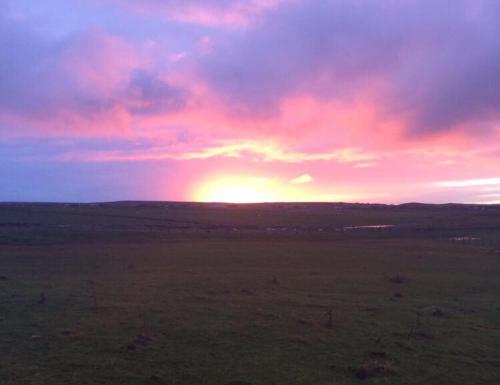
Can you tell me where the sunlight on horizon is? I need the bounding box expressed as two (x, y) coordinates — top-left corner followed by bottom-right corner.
(192, 176), (279, 203)
(191, 175), (318, 203)
(190, 175), (358, 203)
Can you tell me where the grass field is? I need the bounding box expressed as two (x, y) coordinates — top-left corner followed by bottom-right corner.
(1, 202), (500, 384)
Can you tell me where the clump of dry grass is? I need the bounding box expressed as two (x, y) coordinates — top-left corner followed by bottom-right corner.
(240, 288), (254, 295)
(369, 351), (387, 359)
(88, 280), (98, 308)
(298, 318), (314, 327)
(290, 335), (311, 345)
(431, 307), (452, 318)
(354, 359), (397, 380)
(387, 273), (407, 284)
(38, 292), (46, 304)
(135, 334), (153, 346)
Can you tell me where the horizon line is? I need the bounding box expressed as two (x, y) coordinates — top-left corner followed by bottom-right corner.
(1, 200), (499, 206)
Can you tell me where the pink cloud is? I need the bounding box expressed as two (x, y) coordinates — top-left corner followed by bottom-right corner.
(60, 30), (140, 98)
(0, 27), (192, 136)
(99, 0), (286, 27)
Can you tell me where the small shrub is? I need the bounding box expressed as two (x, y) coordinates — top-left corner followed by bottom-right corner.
(431, 307), (451, 318)
(325, 309), (334, 329)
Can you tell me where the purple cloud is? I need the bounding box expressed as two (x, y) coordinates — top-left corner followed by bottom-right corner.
(126, 70), (187, 115)
(200, 0), (500, 133)
(2, 0), (500, 137)
(103, 0), (283, 26)
(0, 7), (188, 134)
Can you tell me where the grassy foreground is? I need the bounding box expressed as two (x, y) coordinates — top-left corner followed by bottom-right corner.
(1, 202), (500, 384)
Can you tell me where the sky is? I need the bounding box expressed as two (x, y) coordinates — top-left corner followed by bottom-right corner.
(1, 0), (500, 203)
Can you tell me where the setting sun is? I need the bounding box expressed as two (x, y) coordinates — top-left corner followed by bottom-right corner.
(191, 175), (359, 203)
(193, 176), (279, 203)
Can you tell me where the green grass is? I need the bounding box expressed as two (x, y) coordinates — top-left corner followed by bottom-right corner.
(1, 203), (500, 384)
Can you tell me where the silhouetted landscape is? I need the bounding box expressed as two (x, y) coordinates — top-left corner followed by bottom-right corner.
(1, 202), (500, 384)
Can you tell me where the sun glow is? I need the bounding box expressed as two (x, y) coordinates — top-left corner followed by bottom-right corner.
(193, 176), (280, 203)
(191, 175), (358, 203)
